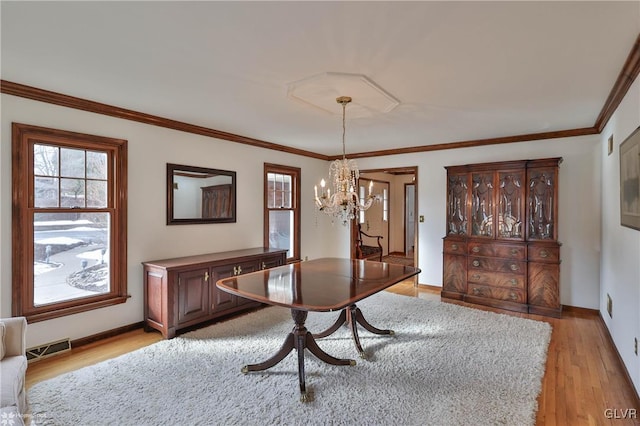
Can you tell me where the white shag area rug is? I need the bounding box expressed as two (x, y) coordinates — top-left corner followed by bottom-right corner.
(28, 292), (551, 426)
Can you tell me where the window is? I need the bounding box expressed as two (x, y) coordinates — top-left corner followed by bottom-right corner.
(12, 123), (128, 322)
(264, 164), (300, 262)
(383, 188), (389, 222)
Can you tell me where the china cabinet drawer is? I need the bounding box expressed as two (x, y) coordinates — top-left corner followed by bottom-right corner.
(467, 271), (525, 290)
(468, 242), (525, 260)
(444, 240), (466, 254)
(467, 284), (526, 303)
(528, 244), (560, 262)
(468, 257), (526, 274)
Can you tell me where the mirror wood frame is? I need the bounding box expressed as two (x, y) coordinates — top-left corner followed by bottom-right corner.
(166, 163), (236, 225)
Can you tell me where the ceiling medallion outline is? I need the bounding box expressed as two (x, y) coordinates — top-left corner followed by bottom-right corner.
(287, 72), (400, 118)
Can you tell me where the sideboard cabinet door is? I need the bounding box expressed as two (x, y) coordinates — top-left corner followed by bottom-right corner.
(177, 268), (210, 325)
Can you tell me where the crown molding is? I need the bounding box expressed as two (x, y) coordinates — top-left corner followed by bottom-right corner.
(0, 80), (329, 161)
(2, 32), (638, 161)
(328, 127), (599, 161)
(595, 33), (640, 133)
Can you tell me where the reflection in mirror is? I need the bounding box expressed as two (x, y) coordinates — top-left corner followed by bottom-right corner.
(167, 163), (236, 224)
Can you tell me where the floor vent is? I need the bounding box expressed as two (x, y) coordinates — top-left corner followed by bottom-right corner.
(27, 338), (71, 362)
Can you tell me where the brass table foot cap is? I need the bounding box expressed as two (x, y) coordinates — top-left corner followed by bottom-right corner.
(349, 359), (357, 366)
(388, 330), (395, 336)
(359, 352), (368, 359)
(300, 392), (314, 403)
(241, 366), (249, 374)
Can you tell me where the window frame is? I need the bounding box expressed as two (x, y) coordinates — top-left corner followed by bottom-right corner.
(12, 123), (128, 323)
(263, 163), (301, 263)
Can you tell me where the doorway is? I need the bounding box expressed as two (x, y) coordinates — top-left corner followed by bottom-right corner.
(351, 167), (418, 269)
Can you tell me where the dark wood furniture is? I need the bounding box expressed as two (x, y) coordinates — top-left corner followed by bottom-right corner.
(216, 257), (421, 402)
(201, 184), (233, 219)
(355, 223), (383, 261)
(442, 158), (562, 317)
(142, 247), (286, 339)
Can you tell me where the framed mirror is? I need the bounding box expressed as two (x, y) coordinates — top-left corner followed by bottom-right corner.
(167, 163), (236, 224)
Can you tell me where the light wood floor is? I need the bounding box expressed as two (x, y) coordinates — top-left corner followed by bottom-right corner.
(26, 283), (639, 425)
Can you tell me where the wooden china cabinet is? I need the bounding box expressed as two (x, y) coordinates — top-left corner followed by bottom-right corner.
(442, 158), (562, 317)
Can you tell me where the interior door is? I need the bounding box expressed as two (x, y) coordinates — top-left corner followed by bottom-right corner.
(405, 183), (416, 255)
(359, 178), (389, 256)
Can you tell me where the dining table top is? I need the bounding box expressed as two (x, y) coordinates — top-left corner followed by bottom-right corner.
(216, 257), (421, 312)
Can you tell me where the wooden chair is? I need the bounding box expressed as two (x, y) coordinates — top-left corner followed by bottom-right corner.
(355, 223), (383, 262)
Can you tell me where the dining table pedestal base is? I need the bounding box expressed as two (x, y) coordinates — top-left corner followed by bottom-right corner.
(241, 309), (356, 402)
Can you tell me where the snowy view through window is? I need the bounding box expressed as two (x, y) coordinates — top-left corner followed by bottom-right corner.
(33, 144), (110, 306)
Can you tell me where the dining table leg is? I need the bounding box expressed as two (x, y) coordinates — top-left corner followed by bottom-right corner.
(241, 309), (355, 402)
(315, 304), (395, 359)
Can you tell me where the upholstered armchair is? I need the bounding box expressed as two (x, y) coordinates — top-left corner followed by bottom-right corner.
(1, 317), (28, 424)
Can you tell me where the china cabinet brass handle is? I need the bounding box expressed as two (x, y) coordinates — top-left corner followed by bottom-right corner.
(451, 244), (458, 251)
(509, 292), (517, 300)
(472, 274), (481, 280)
(234, 266), (243, 275)
(509, 279), (518, 286)
(472, 246), (480, 253)
(510, 264), (519, 271)
(237, 266), (242, 275)
(262, 262), (266, 270)
(539, 250), (549, 258)
(204, 272), (209, 281)
(510, 249), (518, 255)
(472, 260), (480, 267)
(472, 288), (480, 295)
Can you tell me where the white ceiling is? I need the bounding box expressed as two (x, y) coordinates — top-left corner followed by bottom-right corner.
(2, 1), (639, 157)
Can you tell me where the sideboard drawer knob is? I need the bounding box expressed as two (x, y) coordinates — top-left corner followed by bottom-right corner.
(510, 264), (519, 271)
(539, 250), (549, 258)
(472, 260), (480, 267)
(472, 246), (480, 253)
(451, 244), (458, 251)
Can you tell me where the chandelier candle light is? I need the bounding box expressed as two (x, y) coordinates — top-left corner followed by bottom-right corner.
(314, 96), (378, 224)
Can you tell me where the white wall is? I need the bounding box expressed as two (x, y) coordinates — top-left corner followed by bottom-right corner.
(0, 94), (348, 348)
(599, 76), (640, 396)
(356, 135), (603, 311)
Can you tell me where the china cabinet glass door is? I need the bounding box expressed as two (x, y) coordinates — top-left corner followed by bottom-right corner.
(471, 172), (494, 237)
(497, 170), (525, 239)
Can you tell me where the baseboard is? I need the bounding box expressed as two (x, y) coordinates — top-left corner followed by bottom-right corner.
(416, 283), (441, 293)
(71, 321), (145, 348)
(562, 304), (599, 315)
(597, 312), (640, 405)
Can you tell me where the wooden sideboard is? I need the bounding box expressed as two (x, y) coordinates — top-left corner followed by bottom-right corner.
(143, 247), (287, 338)
(442, 158), (562, 317)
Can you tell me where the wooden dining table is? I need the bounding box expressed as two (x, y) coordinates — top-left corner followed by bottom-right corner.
(216, 257), (421, 402)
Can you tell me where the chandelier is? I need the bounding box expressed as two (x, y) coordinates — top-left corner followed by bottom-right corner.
(314, 96), (377, 225)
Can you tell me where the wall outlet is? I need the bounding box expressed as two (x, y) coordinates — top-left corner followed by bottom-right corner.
(606, 294), (613, 318)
